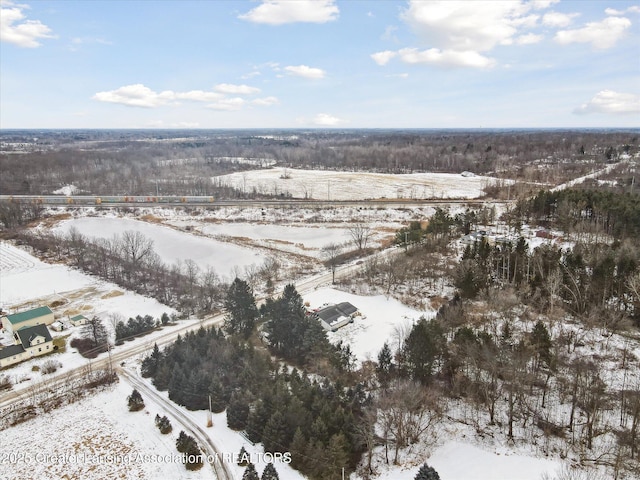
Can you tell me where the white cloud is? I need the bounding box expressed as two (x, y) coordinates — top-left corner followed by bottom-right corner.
(382, 0), (551, 69)
(386, 73), (409, 78)
(371, 50), (397, 66)
(251, 96), (279, 106)
(555, 16), (631, 49)
(284, 65), (326, 79)
(542, 11), (579, 27)
(574, 90), (640, 115)
(606, 6), (640, 16)
(93, 84), (176, 108)
(93, 84), (226, 107)
(206, 98), (246, 111)
(382, 25), (399, 42)
(515, 33), (543, 45)
(174, 90), (223, 102)
(148, 120), (201, 128)
(401, 1), (531, 52)
(0, 0), (55, 48)
(397, 47), (495, 69)
(531, 0), (560, 8)
(312, 113), (346, 126)
(214, 83), (260, 95)
(239, 0), (338, 25)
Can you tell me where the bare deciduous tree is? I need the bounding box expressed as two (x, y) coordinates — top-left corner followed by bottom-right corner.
(349, 224), (372, 251)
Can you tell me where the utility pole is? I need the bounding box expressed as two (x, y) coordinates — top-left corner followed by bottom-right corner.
(107, 343), (113, 377)
(207, 394), (213, 427)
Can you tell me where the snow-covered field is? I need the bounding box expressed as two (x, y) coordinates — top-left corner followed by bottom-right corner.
(0, 241), (94, 306)
(216, 167), (503, 200)
(52, 217), (267, 279)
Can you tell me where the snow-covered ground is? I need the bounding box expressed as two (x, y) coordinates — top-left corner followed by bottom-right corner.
(374, 440), (560, 480)
(303, 288), (431, 363)
(52, 216), (267, 279)
(0, 375), (305, 480)
(0, 240), (182, 389)
(215, 168), (505, 200)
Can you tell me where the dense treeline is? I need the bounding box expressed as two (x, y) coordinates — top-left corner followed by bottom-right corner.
(520, 188), (640, 239)
(2, 129), (637, 195)
(115, 314), (161, 341)
(142, 327), (368, 479)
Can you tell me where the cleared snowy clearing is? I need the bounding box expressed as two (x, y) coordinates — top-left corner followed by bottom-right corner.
(215, 168), (502, 200)
(303, 288), (432, 363)
(53, 217), (267, 279)
(374, 440), (560, 480)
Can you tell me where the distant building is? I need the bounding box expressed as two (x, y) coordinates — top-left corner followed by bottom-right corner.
(460, 231), (486, 246)
(1, 306), (54, 334)
(314, 302), (358, 331)
(69, 314), (88, 327)
(0, 324), (54, 368)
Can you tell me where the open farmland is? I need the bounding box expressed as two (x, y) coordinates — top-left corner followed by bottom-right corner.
(215, 168), (506, 200)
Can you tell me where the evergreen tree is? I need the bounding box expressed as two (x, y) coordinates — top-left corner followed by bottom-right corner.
(127, 388), (145, 412)
(155, 414), (172, 434)
(403, 318), (446, 383)
(176, 431), (192, 453)
(237, 446), (251, 466)
(242, 463), (260, 480)
(325, 433), (350, 480)
(376, 342), (393, 385)
(141, 343), (162, 377)
(262, 411), (290, 453)
(224, 278), (258, 338)
(261, 462), (279, 480)
(531, 320), (552, 369)
(227, 391), (249, 430)
(82, 315), (109, 350)
(246, 399), (270, 443)
(289, 427), (307, 470)
(414, 462), (440, 480)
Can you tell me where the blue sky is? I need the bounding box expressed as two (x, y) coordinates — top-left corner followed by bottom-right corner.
(1, 0), (639, 128)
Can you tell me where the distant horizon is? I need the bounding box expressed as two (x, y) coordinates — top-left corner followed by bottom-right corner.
(1, 127), (639, 133)
(1, 1), (639, 129)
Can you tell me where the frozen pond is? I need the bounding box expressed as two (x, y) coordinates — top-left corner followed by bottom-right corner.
(53, 217), (267, 278)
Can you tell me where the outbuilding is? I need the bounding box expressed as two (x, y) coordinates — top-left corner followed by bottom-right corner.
(1, 306), (54, 334)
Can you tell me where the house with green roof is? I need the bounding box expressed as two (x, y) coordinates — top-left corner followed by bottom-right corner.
(1, 306), (54, 334)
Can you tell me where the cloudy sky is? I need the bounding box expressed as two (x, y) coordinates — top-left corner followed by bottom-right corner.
(1, 0), (639, 128)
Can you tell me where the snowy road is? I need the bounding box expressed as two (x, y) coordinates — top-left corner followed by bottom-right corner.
(119, 368), (234, 480)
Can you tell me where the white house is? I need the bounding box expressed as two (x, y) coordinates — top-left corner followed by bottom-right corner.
(0, 324), (54, 368)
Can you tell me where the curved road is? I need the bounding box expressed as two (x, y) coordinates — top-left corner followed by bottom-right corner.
(119, 368), (234, 480)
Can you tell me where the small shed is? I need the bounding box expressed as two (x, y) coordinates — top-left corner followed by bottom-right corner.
(69, 314), (88, 327)
(50, 321), (65, 332)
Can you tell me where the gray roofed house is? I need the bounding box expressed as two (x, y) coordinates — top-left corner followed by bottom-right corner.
(0, 323), (54, 368)
(315, 302), (358, 331)
(16, 324), (53, 348)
